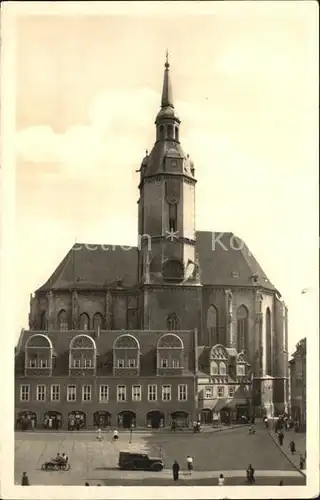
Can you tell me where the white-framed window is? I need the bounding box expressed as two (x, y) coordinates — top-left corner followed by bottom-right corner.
(228, 386), (235, 397)
(36, 384), (46, 402)
(84, 358), (92, 368)
(132, 385), (142, 402)
(178, 384), (188, 401)
(51, 384), (60, 402)
(82, 384), (92, 402)
(20, 384), (30, 402)
(67, 384), (77, 402)
(219, 362), (227, 375)
(29, 359), (48, 368)
(148, 384), (157, 401)
(211, 361), (218, 375)
(117, 385), (127, 402)
(172, 359), (180, 368)
(204, 386), (213, 399)
(72, 358), (81, 368)
(160, 358), (169, 368)
(99, 385), (109, 402)
(161, 385), (171, 401)
(116, 358), (125, 368)
(237, 364), (245, 376)
(217, 386), (225, 398)
(128, 358), (136, 368)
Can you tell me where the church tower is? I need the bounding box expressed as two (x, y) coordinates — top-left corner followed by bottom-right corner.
(137, 54), (202, 331)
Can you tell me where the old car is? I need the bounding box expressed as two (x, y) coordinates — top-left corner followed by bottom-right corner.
(118, 451), (164, 471)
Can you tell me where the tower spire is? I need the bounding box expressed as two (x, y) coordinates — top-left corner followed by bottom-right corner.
(161, 50), (174, 108)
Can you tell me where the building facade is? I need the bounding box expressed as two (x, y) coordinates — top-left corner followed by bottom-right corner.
(289, 338), (306, 431)
(15, 56), (289, 429)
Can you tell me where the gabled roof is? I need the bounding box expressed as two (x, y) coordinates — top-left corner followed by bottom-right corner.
(35, 231), (276, 293)
(36, 244), (138, 293)
(196, 231), (276, 291)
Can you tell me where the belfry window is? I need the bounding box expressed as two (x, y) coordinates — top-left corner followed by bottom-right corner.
(167, 124), (173, 139)
(169, 203), (177, 232)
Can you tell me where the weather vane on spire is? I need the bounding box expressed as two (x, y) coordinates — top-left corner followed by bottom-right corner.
(165, 49), (169, 67)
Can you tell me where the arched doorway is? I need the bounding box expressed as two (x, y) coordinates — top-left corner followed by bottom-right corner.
(93, 411), (111, 428)
(170, 411), (189, 429)
(17, 411), (37, 430)
(68, 411), (86, 430)
(146, 411), (165, 429)
(43, 411), (62, 430)
(200, 409), (213, 425)
(118, 411), (136, 429)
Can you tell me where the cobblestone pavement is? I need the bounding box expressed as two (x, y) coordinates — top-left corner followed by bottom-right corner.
(15, 424), (302, 486)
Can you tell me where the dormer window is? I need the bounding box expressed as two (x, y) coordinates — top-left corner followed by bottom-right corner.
(113, 334), (140, 376)
(25, 334), (53, 376)
(210, 344), (229, 381)
(79, 313), (90, 331)
(69, 334), (97, 376)
(157, 333), (184, 375)
(236, 364), (245, 376)
(58, 310), (69, 331)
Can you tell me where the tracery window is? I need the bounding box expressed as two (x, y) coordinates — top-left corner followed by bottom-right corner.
(236, 305), (248, 352)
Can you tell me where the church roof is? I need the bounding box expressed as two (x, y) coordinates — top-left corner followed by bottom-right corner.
(36, 231), (276, 294)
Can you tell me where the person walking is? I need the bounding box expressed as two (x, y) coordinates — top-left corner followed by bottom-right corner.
(218, 473), (225, 485)
(279, 480), (284, 486)
(96, 427), (102, 441)
(278, 430), (284, 446)
(289, 440), (296, 455)
(246, 464), (255, 484)
(299, 453), (305, 470)
(85, 482), (90, 486)
(21, 472), (30, 486)
(186, 456), (193, 474)
(172, 460), (180, 481)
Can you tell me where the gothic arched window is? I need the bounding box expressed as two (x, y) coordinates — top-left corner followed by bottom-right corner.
(58, 310), (69, 331)
(266, 307), (272, 375)
(207, 305), (219, 345)
(79, 313), (90, 331)
(175, 126), (179, 141)
(167, 313), (180, 331)
(40, 312), (48, 331)
(236, 305), (248, 352)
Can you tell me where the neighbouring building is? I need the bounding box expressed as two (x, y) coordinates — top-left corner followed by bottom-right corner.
(289, 338), (306, 431)
(15, 55), (289, 430)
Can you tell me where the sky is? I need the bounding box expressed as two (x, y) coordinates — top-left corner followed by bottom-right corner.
(3, 1), (319, 355)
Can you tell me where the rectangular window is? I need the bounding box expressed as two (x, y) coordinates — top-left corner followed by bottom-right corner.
(148, 384), (157, 401)
(172, 359), (180, 368)
(20, 384), (30, 402)
(160, 358), (168, 368)
(132, 385), (142, 402)
(116, 358), (125, 368)
(36, 384), (46, 402)
(204, 386), (213, 399)
(29, 358), (48, 368)
(217, 386), (225, 398)
(169, 203), (177, 232)
(51, 384), (60, 402)
(128, 358), (136, 368)
(162, 385), (171, 401)
(72, 358), (81, 368)
(228, 386), (235, 397)
(82, 385), (92, 402)
(67, 385), (77, 402)
(117, 385), (127, 402)
(84, 358), (92, 368)
(178, 384), (188, 401)
(99, 385), (109, 402)
(237, 364), (245, 376)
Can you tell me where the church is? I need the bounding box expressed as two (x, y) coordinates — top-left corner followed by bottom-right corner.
(15, 56), (289, 431)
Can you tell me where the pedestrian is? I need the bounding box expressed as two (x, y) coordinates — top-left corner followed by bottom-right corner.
(171, 420), (176, 432)
(96, 427), (102, 441)
(21, 472), (30, 486)
(299, 453), (305, 470)
(218, 473), (225, 486)
(97, 483), (101, 486)
(172, 460), (180, 481)
(186, 455), (193, 474)
(278, 431), (284, 446)
(85, 482), (90, 486)
(289, 440), (296, 455)
(264, 416), (268, 428)
(246, 464), (255, 484)
(279, 480), (284, 486)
